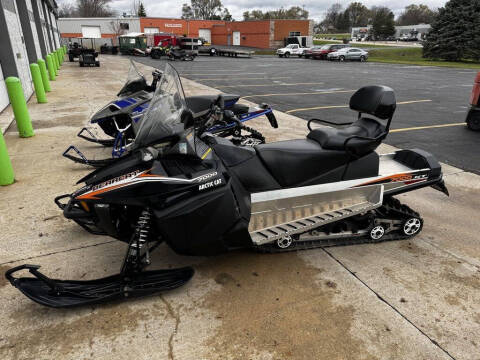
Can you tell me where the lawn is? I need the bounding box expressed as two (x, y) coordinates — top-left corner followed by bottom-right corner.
(312, 39), (391, 48)
(367, 47), (480, 69)
(315, 33), (351, 40)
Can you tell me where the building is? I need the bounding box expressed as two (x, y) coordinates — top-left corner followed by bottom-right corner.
(0, 0), (60, 112)
(351, 24), (431, 40)
(58, 17), (313, 49)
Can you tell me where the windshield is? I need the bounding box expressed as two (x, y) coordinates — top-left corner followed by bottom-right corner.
(320, 45), (330, 50)
(133, 63), (186, 149)
(117, 60), (147, 96)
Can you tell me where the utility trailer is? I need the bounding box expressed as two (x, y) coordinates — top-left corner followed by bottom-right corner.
(199, 46), (253, 58)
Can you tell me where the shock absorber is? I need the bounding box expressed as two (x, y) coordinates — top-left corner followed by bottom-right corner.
(125, 208), (153, 273)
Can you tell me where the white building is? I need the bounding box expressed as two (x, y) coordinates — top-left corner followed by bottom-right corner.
(0, 0), (60, 112)
(351, 24), (431, 40)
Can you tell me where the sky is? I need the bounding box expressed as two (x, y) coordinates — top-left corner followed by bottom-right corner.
(59, 0), (448, 21)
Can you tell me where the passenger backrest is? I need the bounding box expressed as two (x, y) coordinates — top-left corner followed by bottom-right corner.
(349, 85), (396, 124)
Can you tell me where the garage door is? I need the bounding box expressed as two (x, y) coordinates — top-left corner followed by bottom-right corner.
(233, 31), (240, 46)
(144, 27), (159, 34)
(81, 25), (101, 38)
(198, 29), (211, 43)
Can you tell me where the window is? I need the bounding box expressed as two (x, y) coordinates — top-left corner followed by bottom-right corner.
(120, 23), (129, 30)
(289, 31), (301, 36)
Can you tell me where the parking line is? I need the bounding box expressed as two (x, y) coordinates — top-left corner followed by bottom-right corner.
(217, 82), (324, 88)
(285, 99), (432, 114)
(192, 76), (291, 81)
(241, 89), (354, 100)
(390, 123), (465, 133)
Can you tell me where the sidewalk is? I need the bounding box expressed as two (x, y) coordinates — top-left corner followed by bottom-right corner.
(0, 55), (479, 360)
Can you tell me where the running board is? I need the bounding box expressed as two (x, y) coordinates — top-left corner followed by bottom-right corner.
(249, 185), (384, 246)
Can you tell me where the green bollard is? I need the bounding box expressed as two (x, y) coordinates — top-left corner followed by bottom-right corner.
(46, 54), (56, 81)
(56, 49), (62, 66)
(52, 53), (59, 75)
(5, 77), (34, 138)
(29, 63), (47, 103)
(0, 131), (14, 185)
(37, 59), (51, 92)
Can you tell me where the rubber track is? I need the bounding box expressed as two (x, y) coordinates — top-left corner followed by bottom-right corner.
(254, 196), (422, 254)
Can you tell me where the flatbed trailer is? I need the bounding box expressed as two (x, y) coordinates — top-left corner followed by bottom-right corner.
(199, 46), (254, 58)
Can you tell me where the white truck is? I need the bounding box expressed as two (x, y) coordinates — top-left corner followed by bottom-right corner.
(276, 44), (309, 58)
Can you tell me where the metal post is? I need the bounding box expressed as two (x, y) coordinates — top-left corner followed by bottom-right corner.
(56, 49), (62, 65)
(0, 131), (14, 185)
(5, 77), (34, 138)
(29, 63), (47, 103)
(52, 52), (59, 75)
(46, 54), (56, 81)
(37, 59), (51, 92)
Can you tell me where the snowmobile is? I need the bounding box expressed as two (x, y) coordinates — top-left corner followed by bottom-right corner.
(166, 47), (195, 61)
(6, 64), (449, 308)
(64, 61), (277, 167)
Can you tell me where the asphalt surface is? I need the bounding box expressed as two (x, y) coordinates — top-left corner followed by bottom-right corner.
(131, 54), (480, 174)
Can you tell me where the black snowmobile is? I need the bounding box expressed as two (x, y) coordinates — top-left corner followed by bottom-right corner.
(167, 47), (195, 61)
(6, 64), (449, 308)
(64, 61), (277, 167)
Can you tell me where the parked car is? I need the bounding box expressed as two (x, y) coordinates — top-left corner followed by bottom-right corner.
(276, 44), (309, 58)
(327, 47), (369, 62)
(303, 45), (323, 58)
(311, 44), (349, 60)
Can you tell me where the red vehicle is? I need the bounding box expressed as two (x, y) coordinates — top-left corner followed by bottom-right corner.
(312, 44), (349, 60)
(303, 45), (323, 59)
(153, 34), (180, 47)
(466, 72), (480, 131)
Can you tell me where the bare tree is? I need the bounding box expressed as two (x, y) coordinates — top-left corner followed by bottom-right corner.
(58, 2), (77, 17)
(76, 0), (115, 17)
(109, 19), (127, 45)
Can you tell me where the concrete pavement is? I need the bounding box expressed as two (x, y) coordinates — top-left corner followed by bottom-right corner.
(0, 55), (479, 360)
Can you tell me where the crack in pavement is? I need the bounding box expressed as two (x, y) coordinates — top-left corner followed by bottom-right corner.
(0, 240), (116, 266)
(321, 247), (457, 360)
(160, 295), (182, 360)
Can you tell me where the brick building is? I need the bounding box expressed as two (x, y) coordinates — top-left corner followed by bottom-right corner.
(58, 17), (313, 50)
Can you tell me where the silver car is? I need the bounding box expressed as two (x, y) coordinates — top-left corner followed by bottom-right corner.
(327, 47), (369, 62)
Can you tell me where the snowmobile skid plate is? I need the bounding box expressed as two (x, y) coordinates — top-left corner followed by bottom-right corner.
(5, 264), (194, 308)
(62, 145), (116, 168)
(77, 128), (115, 146)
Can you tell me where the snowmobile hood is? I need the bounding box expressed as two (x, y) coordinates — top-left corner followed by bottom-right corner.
(77, 149), (154, 185)
(91, 91), (153, 124)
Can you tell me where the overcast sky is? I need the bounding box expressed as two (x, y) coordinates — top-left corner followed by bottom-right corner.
(60, 0), (448, 21)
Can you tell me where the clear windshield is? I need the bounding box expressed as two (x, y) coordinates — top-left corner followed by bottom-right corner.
(133, 63), (186, 148)
(117, 60), (147, 96)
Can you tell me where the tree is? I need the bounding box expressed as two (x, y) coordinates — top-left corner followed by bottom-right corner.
(243, 6), (308, 20)
(346, 2), (370, 27)
(192, 0), (223, 20)
(397, 4), (437, 26)
(321, 3), (343, 31)
(58, 2), (77, 17)
(335, 10), (350, 32)
(137, 2), (146, 17)
(75, 0), (114, 17)
(370, 6), (395, 39)
(181, 3), (194, 19)
(423, 0), (480, 61)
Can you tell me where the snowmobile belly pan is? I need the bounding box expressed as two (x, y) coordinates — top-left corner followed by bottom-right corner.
(249, 184), (383, 245)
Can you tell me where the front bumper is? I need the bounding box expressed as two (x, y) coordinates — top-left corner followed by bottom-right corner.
(55, 195), (106, 235)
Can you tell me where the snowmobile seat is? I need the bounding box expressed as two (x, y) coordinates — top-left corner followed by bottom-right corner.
(307, 85), (396, 157)
(186, 94), (240, 118)
(254, 139), (378, 188)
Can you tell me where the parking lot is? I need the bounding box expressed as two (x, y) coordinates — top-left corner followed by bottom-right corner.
(132, 55), (480, 174)
(1, 55), (480, 360)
